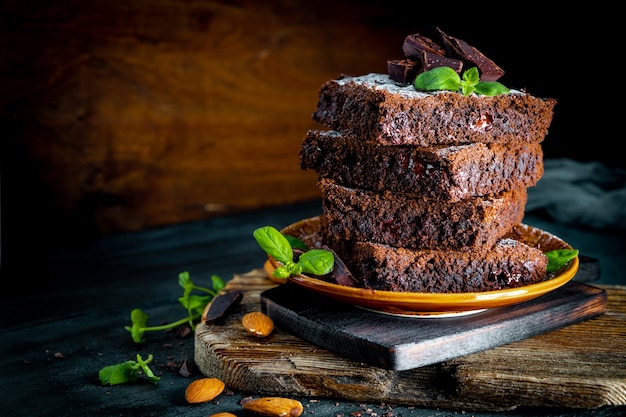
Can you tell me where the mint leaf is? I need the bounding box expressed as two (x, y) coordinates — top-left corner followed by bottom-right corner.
(285, 235), (309, 251)
(126, 308), (149, 343)
(414, 66), (460, 91)
(99, 354), (159, 386)
(211, 274), (226, 293)
(178, 271), (192, 290)
(414, 66), (510, 96)
(136, 354), (160, 384)
(546, 249), (579, 273)
(253, 226), (293, 264)
(99, 360), (140, 385)
(474, 81), (510, 96)
(179, 294), (213, 316)
(460, 67), (479, 95)
(462, 67), (480, 84)
(297, 249), (335, 276)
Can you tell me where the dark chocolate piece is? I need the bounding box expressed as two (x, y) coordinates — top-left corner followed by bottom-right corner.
(402, 33), (447, 59)
(387, 59), (419, 84)
(418, 51), (463, 73)
(436, 27), (505, 81)
(322, 245), (358, 287)
(435, 27), (463, 58)
(204, 290), (244, 324)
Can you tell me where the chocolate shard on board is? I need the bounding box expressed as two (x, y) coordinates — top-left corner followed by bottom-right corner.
(204, 290), (244, 324)
(419, 51), (463, 74)
(402, 33), (447, 59)
(387, 59), (419, 84)
(436, 27), (505, 81)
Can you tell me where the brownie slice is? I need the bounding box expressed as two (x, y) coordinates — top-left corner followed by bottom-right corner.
(319, 179), (527, 251)
(300, 129), (544, 202)
(328, 237), (548, 293)
(312, 73), (557, 146)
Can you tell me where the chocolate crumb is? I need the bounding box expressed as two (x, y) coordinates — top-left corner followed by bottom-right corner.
(178, 358), (194, 377)
(176, 325), (192, 338)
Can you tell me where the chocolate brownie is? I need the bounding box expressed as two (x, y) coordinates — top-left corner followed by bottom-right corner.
(300, 129), (544, 202)
(312, 73), (557, 146)
(329, 236), (549, 293)
(319, 179), (527, 251)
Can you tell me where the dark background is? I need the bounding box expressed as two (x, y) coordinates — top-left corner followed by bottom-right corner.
(1, 1), (623, 280)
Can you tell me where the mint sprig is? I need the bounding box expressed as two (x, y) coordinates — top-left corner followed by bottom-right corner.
(253, 226), (334, 279)
(99, 354), (160, 386)
(414, 66), (509, 96)
(124, 271), (225, 343)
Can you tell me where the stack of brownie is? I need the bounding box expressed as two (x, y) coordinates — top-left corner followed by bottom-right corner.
(298, 30), (558, 293)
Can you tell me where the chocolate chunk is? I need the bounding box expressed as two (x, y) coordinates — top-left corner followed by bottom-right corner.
(204, 290), (243, 324)
(387, 59), (419, 84)
(436, 27), (505, 81)
(450, 37), (504, 81)
(402, 33), (447, 59)
(419, 51), (463, 74)
(435, 27), (463, 57)
(322, 245), (358, 287)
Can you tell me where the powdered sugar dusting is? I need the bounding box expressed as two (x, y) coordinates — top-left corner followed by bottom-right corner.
(334, 73), (525, 98)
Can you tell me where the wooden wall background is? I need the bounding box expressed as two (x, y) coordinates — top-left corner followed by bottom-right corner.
(0, 1), (619, 263)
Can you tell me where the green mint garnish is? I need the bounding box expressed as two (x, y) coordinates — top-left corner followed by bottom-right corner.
(99, 354), (160, 386)
(253, 226), (294, 265)
(545, 248), (579, 274)
(285, 234), (309, 251)
(413, 66), (460, 91)
(124, 271), (225, 343)
(414, 66), (510, 96)
(253, 226), (334, 279)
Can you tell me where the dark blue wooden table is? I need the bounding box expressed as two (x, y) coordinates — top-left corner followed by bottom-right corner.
(1, 199), (624, 417)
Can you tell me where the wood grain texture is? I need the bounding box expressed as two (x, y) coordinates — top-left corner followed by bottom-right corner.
(260, 281), (607, 371)
(0, 0), (413, 240)
(195, 270), (626, 412)
(2, 1), (622, 251)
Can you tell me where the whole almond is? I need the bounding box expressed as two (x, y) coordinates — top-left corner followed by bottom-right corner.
(209, 413), (237, 417)
(242, 397), (303, 417)
(184, 377), (225, 404)
(242, 311), (274, 337)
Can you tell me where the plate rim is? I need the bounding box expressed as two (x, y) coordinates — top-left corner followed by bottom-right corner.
(267, 216), (579, 314)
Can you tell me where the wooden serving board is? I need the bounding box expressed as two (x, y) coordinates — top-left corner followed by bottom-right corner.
(260, 280), (606, 371)
(194, 269), (626, 411)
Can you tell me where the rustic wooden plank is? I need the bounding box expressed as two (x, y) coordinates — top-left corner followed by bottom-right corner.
(0, 0), (407, 237)
(194, 269), (626, 411)
(260, 281), (607, 371)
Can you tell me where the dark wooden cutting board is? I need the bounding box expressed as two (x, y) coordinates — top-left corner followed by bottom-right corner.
(194, 269), (626, 411)
(260, 280), (606, 371)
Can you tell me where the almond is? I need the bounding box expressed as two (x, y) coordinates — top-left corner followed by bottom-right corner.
(242, 397), (304, 417)
(209, 413), (237, 417)
(184, 377), (225, 404)
(242, 311), (274, 337)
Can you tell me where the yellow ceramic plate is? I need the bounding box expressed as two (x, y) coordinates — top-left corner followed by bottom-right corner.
(265, 216), (579, 317)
